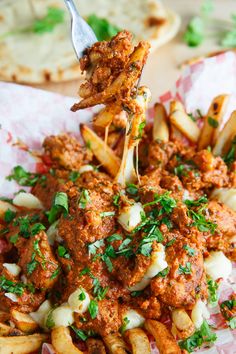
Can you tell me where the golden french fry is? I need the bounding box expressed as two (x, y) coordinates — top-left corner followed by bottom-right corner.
(171, 309), (195, 339)
(144, 320), (181, 354)
(93, 105), (122, 128)
(0, 200), (17, 220)
(51, 326), (83, 354)
(213, 110), (236, 156)
(103, 333), (127, 354)
(0, 333), (47, 354)
(80, 124), (121, 177)
(198, 95), (229, 150)
(11, 309), (38, 334)
(71, 42), (150, 111)
(0, 311), (10, 323)
(124, 328), (151, 354)
(87, 338), (106, 354)
(169, 100), (200, 143)
(153, 103), (169, 142)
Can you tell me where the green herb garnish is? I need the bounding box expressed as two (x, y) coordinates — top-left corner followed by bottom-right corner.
(48, 192), (68, 224)
(86, 14), (120, 41)
(57, 245), (71, 259)
(179, 262), (192, 275)
(208, 117), (219, 128)
(78, 189), (90, 209)
(88, 299), (99, 319)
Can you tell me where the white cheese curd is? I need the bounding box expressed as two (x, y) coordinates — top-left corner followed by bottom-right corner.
(68, 287), (90, 314)
(118, 202), (144, 232)
(204, 251), (232, 281)
(30, 300), (52, 327)
(129, 244), (168, 291)
(211, 188), (236, 211)
(5, 293), (18, 302)
(123, 309), (145, 331)
(13, 192), (44, 210)
(79, 165), (94, 174)
(46, 220), (63, 245)
(46, 304), (74, 328)
(3, 263), (21, 276)
(191, 300), (210, 329)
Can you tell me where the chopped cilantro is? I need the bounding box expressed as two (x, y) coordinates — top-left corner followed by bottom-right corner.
(126, 184), (139, 195)
(45, 309), (55, 329)
(120, 317), (130, 334)
(113, 194), (120, 207)
(50, 267), (60, 280)
(57, 245), (71, 259)
(143, 191), (176, 214)
(78, 189), (90, 209)
(4, 209), (16, 223)
(165, 238), (176, 247)
(0, 275), (29, 296)
(100, 211), (115, 218)
(7, 166), (41, 187)
(88, 299), (99, 319)
(179, 320), (217, 352)
(207, 279), (219, 307)
(223, 136), (236, 165)
(69, 171), (80, 182)
(80, 267), (90, 276)
(131, 290), (143, 297)
(156, 267), (169, 278)
(48, 192), (68, 224)
(183, 244), (196, 256)
(88, 240), (104, 255)
(31, 223), (46, 236)
(78, 289), (86, 301)
(107, 234), (123, 243)
(229, 317), (236, 329)
(86, 14), (120, 41)
(220, 299), (236, 312)
(188, 208), (217, 234)
(179, 262), (192, 275)
(9, 234), (19, 244)
(185, 196), (208, 207)
(174, 164), (187, 177)
(71, 325), (87, 341)
(208, 117), (219, 128)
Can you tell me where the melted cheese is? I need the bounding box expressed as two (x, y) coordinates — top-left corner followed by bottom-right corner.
(129, 243), (167, 291)
(123, 309), (145, 330)
(3, 263), (21, 276)
(191, 300), (210, 329)
(30, 300), (52, 328)
(118, 202), (144, 232)
(68, 287), (90, 314)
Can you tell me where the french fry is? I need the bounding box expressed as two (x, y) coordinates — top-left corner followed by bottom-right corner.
(87, 338), (106, 354)
(80, 124), (121, 177)
(103, 333), (127, 354)
(169, 100), (200, 143)
(153, 103), (169, 142)
(213, 110), (236, 156)
(144, 320), (181, 354)
(0, 200), (17, 220)
(124, 328), (151, 354)
(198, 95), (229, 150)
(71, 42), (150, 111)
(51, 326), (83, 354)
(11, 309), (38, 333)
(171, 309), (195, 339)
(93, 104), (122, 128)
(0, 333), (47, 354)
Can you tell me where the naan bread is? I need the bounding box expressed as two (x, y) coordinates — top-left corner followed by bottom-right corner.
(0, 0), (180, 84)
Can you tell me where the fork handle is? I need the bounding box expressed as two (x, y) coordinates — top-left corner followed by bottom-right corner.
(64, 0), (79, 17)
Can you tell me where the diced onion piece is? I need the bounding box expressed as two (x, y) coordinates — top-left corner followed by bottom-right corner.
(79, 165), (94, 174)
(0, 201), (17, 220)
(123, 309), (145, 331)
(68, 288), (90, 314)
(204, 251), (232, 280)
(47, 305), (74, 328)
(129, 244), (167, 291)
(118, 202), (143, 232)
(3, 263), (21, 276)
(191, 300), (210, 329)
(5, 293), (18, 302)
(30, 300), (52, 328)
(211, 188), (236, 211)
(13, 192), (44, 210)
(46, 221), (62, 245)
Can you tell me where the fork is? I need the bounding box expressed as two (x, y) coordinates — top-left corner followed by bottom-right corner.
(64, 0), (97, 59)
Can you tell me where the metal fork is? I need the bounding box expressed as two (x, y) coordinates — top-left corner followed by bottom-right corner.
(64, 0), (97, 59)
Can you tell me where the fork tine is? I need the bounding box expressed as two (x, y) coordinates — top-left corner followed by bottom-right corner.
(64, 0), (97, 59)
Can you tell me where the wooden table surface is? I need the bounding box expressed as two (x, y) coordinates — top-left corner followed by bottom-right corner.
(32, 0), (236, 103)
